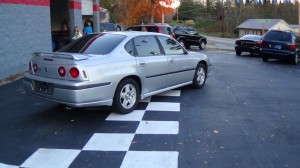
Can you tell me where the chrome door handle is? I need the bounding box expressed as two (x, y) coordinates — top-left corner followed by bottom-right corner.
(139, 61), (146, 67)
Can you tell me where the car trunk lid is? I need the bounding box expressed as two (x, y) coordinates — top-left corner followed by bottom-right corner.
(30, 52), (89, 81)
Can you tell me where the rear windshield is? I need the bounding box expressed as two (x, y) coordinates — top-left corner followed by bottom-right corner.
(240, 35), (262, 41)
(58, 33), (126, 54)
(263, 31), (292, 42)
(127, 26), (158, 32)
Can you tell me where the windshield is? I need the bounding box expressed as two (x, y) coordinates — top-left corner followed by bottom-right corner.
(58, 33), (126, 55)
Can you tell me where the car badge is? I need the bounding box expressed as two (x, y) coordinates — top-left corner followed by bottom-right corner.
(45, 68), (49, 72)
(269, 44), (271, 48)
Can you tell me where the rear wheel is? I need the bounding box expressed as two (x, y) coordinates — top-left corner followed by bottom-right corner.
(192, 63), (207, 89)
(185, 44), (191, 49)
(236, 50), (241, 56)
(178, 39), (185, 48)
(113, 79), (139, 114)
(262, 55), (269, 62)
(291, 52), (299, 65)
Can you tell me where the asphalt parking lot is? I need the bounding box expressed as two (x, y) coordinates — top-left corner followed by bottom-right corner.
(1, 49), (300, 167)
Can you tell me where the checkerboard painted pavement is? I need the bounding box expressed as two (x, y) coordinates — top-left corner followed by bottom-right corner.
(1, 90), (181, 168)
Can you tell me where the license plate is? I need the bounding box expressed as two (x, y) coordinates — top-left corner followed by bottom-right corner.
(33, 80), (53, 95)
(271, 45), (281, 49)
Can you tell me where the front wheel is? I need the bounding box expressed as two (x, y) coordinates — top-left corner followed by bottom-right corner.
(113, 79), (140, 114)
(192, 63), (207, 89)
(199, 41), (206, 50)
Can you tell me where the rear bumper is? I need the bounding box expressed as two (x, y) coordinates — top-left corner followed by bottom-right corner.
(235, 46), (259, 53)
(23, 74), (114, 107)
(260, 48), (295, 59)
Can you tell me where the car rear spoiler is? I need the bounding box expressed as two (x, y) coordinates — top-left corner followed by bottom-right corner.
(33, 52), (88, 61)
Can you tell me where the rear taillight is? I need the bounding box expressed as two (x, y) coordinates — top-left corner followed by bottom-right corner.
(256, 41), (263, 47)
(33, 63), (38, 73)
(69, 67), (79, 78)
(58, 66), (66, 77)
(289, 43), (296, 51)
(235, 40), (241, 45)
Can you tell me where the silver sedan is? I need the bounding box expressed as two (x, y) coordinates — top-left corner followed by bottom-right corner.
(23, 31), (211, 114)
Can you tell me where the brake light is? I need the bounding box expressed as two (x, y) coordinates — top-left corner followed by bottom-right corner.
(289, 43), (296, 51)
(235, 40), (241, 45)
(58, 66), (66, 77)
(256, 41), (263, 47)
(33, 63), (38, 73)
(69, 67), (79, 78)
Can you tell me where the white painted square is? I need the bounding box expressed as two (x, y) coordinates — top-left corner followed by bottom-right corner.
(106, 110), (145, 121)
(157, 90), (181, 97)
(140, 96), (151, 102)
(121, 151), (178, 168)
(146, 102), (180, 112)
(82, 133), (135, 151)
(0, 163), (19, 168)
(136, 121), (179, 134)
(20, 148), (80, 168)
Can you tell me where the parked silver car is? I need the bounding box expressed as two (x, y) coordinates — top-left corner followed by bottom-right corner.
(23, 32), (211, 114)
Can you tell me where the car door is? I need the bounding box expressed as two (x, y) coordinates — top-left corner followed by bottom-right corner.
(157, 35), (195, 87)
(187, 28), (200, 45)
(133, 35), (169, 95)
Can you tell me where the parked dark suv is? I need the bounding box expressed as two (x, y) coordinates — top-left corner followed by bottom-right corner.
(126, 24), (175, 38)
(172, 26), (207, 50)
(260, 30), (300, 64)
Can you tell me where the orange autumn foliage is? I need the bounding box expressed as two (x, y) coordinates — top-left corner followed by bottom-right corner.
(111, 0), (175, 27)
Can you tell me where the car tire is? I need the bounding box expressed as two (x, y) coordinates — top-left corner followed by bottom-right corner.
(250, 52), (254, 56)
(291, 52), (299, 65)
(178, 39), (186, 48)
(199, 41), (206, 50)
(236, 50), (241, 56)
(113, 78), (140, 114)
(116, 26), (121, 31)
(192, 63), (207, 89)
(262, 55), (268, 62)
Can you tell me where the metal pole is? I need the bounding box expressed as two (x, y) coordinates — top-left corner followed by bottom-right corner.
(298, 1), (300, 34)
(176, 7), (178, 22)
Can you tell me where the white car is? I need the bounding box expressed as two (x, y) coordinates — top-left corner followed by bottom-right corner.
(23, 31), (211, 114)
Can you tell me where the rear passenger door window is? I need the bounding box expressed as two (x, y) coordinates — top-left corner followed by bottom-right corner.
(157, 36), (185, 55)
(134, 36), (162, 56)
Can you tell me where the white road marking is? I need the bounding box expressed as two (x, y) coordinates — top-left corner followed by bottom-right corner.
(20, 148), (80, 168)
(106, 110), (145, 121)
(82, 133), (135, 151)
(146, 102), (180, 112)
(121, 151), (178, 168)
(136, 121), (179, 134)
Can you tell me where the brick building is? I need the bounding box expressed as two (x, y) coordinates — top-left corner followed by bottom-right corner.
(0, 0), (100, 80)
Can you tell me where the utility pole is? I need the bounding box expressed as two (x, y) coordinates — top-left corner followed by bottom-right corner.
(298, 1), (300, 35)
(221, 0), (224, 37)
(150, 0), (155, 23)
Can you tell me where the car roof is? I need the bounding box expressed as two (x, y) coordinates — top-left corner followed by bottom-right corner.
(91, 31), (170, 38)
(129, 24), (170, 27)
